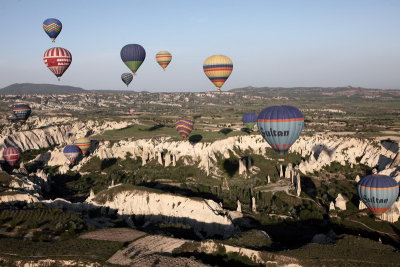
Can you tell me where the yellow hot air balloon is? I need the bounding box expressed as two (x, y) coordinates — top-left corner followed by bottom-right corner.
(74, 137), (91, 156)
(203, 55), (233, 91)
(156, 51), (172, 70)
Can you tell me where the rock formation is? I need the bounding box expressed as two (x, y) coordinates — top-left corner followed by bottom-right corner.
(251, 197), (257, 213)
(295, 173), (301, 197)
(379, 199), (400, 223)
(285, 163), (293, 179)
(88, 185), (235, 238)
(335, 194), (347, 210)
(236, 200), (242, 212)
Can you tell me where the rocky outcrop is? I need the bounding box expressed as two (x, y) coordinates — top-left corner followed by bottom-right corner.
(379, 199), (400, 223)
(0, 119), (130, 155)
(295, 173), (301, 197)
(251, 196), (257, 213)
(335, 194), (347, 210)
(77, 135), (397, 178)
(0, 192), (39, 204)
(88, 185), (235, 238)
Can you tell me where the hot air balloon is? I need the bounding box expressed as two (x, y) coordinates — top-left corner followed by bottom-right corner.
(13, 104), (31, 124)
(121, 73), (133, 87)
(63, 145), (81, 164)
(120, 44), (146, 74)
(358, 174), (399, 216)
(203, 55), (233, 91)
(130, 108), (136, 116)
(74, 138), (91, 156)
(43, 47), (72, 81)
(257, 106), (304, 154)
(156, 51), (172, 70)
(43, 18), (62, 42)
(242, 113), (257, 130)
(175, 119), (194, 140)
(3, 147), (20, 167)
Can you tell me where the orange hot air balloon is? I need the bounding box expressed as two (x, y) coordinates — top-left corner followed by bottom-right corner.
(155, 51), (172, 70)
(74, 137), (91, 156)
(203, 55), (233, 91)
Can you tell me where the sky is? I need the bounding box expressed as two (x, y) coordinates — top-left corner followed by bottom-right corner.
(0, 0), (399, 92)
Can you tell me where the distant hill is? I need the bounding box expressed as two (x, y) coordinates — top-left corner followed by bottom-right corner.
(229, 85), (400, 93)
(0, 83), (86, 94)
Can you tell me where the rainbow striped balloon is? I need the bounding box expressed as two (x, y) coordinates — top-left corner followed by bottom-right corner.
(156, 51), (172, 70)
(358, 174), (399, 216)
(175, 119), (194, 140)
(203, 55), (233, 91)
(74, 137), (91, 156)
(43, 18), (62, 42)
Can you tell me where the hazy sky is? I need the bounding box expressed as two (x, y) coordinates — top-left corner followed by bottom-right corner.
(0, 0), (399, 92)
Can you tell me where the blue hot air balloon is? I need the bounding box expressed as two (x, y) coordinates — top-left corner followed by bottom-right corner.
(43, 18), (62, 42)
(242, 113), (257, 130)
(13, 104), (31, 124)
(257, 106), (304, 154)
(120, 44), (146, 74)
(63, 145), (81, 165)
(358, 174), (399, 216)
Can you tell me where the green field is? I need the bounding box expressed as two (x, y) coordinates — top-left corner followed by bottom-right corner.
(94, 123), (255, 141)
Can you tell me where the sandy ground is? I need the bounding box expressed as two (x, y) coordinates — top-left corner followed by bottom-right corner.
(79, 228), (146, 242)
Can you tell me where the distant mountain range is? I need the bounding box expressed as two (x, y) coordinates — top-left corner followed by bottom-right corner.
(0, 83), (86, 95)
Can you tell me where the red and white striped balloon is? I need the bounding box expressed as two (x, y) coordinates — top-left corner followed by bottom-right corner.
(3, 147), (20, 167)
(43, 47), (72, 80)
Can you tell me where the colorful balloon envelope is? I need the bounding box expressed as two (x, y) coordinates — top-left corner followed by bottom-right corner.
(43, 47), (72, 81)
(358, 174), (399, 216)
(242, 113), (257, 130)
(43, 18), (62, 42)
(74, 138), (91, 156)
(63, 145), (81, 164)
(120, 44), (146, 74)
(13, 104), (31, 124)
(121, 73), (133, 87)
(130, 108), (136, 116)
(175, 119), (194, 140)
(203, 55), (233, 91)
(257, 106), (304, 154)
(3, 147), (20, 167)
(156, 51), (172, 70)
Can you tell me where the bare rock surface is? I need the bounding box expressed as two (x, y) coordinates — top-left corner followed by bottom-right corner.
(88, 185), (235, 238)
(107, 235), (208, 267)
